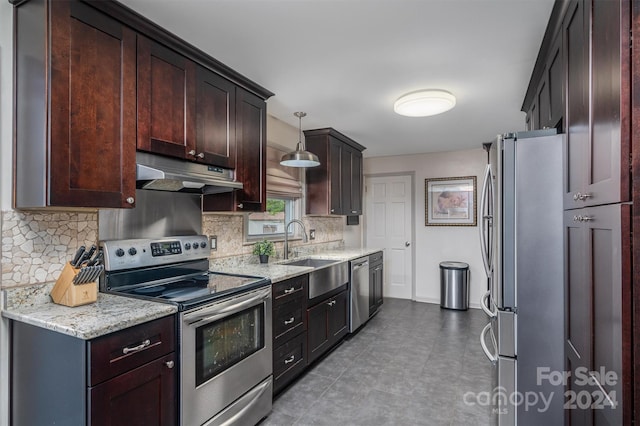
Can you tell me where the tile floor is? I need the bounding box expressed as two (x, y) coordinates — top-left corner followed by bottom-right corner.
(261, 298), (493, 426)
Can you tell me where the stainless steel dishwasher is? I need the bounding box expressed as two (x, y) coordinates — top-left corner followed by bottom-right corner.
(349, 256), (370, 332)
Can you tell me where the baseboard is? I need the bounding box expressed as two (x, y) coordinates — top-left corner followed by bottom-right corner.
(413, 296), (480, 310)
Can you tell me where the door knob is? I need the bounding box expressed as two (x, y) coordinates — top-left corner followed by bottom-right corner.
(405, 242), (410, 247)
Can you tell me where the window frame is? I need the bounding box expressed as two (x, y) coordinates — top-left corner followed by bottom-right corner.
(244, 196), (303, 243)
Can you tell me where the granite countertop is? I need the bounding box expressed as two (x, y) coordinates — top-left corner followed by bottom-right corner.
(2, 286), (177, 340)
(2, 247), (382, 339)
(213, 247), (383, 283)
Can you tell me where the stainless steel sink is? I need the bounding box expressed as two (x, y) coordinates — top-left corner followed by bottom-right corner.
(282, 258), (338, 268)
(281, 258), (348, 300)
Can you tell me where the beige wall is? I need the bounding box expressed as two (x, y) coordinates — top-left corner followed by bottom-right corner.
(364, 148), (486, 308)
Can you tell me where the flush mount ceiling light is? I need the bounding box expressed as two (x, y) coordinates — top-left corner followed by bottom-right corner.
(393, 89), (456, 117)
(280, 112), (321, 168)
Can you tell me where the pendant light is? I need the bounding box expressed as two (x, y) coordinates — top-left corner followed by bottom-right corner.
(280, 112), (320, 167)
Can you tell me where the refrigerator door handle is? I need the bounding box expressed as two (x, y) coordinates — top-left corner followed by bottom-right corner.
(480, 322), (498, 364)
(480, 290), (497, 318)
(479, 164), (493, 278)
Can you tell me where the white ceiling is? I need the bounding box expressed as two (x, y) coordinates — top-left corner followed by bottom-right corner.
(119, 0), (554, 158)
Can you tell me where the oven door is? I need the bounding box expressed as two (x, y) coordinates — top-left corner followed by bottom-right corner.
(180, 286), (272, 426)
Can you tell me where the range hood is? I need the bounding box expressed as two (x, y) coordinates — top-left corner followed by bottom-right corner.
(136, 151), (243, 194)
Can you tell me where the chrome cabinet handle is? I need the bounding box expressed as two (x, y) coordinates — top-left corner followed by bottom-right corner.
(327, 300), (336, 307)
(284, 355), (295, 365)
(351, 210), (357, 214)
(237, 203), (244, 209)
(573, 215), (594, 222)
(122, 339), (151, 355)
(165, 360), (174, 369)
(284, 317), (295, 325)
(197, 152), (205, 159)
(188, 150), (197, 156)
(573, 192), (593, 202)
(284, 287), (296, 294)
(330, 209), (335, 213)
(126, 197), (135, 205)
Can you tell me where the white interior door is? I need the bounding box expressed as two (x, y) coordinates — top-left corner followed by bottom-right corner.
(365, 174), (413, 300)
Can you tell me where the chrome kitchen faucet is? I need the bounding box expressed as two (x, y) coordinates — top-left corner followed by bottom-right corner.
(283, 219), (308, 259)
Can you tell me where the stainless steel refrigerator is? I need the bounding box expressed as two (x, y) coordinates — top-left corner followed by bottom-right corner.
(479, 130), (565, 425)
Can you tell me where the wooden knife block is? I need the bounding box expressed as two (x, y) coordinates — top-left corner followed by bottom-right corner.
(50, 262), (98, 307)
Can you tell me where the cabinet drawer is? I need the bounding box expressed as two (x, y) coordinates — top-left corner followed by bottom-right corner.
(273, 333), (307, 393)
(369, 251), (383, 264)
(273, 298), (306, 346)
(89, 315), (176, 386)
(273, 275), (307, 306)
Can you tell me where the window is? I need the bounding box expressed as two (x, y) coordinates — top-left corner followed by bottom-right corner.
(246, 197), (301, 241)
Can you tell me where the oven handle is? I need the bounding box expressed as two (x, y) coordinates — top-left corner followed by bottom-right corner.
(185, 287), (270, 327)
(217, 378), (271, 426)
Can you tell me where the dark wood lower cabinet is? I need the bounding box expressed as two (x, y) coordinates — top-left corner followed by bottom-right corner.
(307, 289), (348, 365)
(11, 316), (177, 425)
(369, 252), (383, 316)
(564, 204), (630, 425)
(89, 353), (176, 426)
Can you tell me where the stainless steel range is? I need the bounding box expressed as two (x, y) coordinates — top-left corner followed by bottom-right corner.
(100, 235), (273, 426)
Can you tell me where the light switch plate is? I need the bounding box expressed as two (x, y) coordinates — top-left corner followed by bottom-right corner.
(209, 235), (217, 251)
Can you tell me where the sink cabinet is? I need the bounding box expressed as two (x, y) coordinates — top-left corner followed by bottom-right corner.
(272, 275), (308, 394)
(304, 128), (365, 215)
(11, 315), (177, 425)
(306, 286), (349, 365)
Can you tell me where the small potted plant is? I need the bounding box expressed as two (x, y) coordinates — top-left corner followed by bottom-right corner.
(252, 239), (275, 264)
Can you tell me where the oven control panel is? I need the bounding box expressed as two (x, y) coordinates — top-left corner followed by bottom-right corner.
(101, 235), (210, 271)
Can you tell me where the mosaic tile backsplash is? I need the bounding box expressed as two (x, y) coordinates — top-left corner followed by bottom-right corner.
(2, 209), (345, 289)
(2, 210), (98, 288)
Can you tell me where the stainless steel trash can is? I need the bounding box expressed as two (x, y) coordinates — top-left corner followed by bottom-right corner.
(439, 261), (469, 310)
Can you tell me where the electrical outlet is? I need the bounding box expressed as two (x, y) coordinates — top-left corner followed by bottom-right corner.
(309, 229), (316, 240)
(209, 235), (217, 251)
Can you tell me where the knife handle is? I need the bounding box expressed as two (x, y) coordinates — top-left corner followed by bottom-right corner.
(71, 246), (85, 267)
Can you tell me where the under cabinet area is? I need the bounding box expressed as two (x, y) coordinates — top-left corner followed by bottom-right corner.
(304, 128), (365, 216)
(11, 315), (177, 425)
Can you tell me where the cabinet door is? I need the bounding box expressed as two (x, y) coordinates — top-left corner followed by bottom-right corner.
(137, 36), (196, 159)
(565, 205), (627, 425)
(328, 290), (349, 342)
(307, 302), (329, 364)
(547, 33), (564, 130)
(587, 0), (628, 206)
(374, 264), (384, 309)
(89, 353), (176, 426)
(350, 149), (363, 215)
(234, 88), (266, 212)
(329, 138), (343, 214)
(195, 67), (236, 168)
(563, 0), (589, 209)
(48, 1), (136, 208)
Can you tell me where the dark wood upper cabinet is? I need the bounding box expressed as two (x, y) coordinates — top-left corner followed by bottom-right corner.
(203, 88), (266, 212)
(195, 67), (237, 169)
(137, 36), (196, 160)
(304, 128), (365, 216)
(14, 0), (137, 209)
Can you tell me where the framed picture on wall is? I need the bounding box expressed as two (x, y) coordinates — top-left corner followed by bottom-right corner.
(425, 176), (477, 226)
